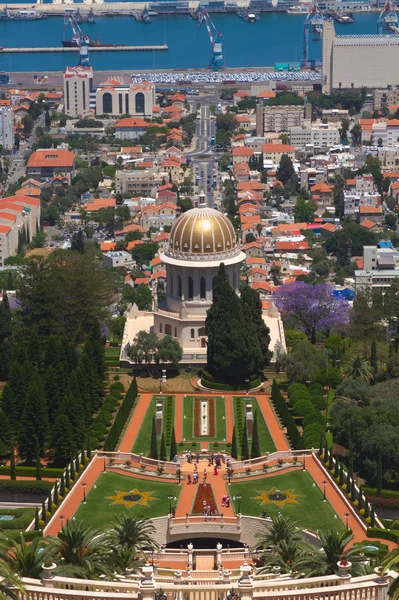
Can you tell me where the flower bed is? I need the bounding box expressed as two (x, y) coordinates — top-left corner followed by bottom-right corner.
(369, 496), (399, 509)
(192, 483), (217, 514)
(193, 398), (216, 438)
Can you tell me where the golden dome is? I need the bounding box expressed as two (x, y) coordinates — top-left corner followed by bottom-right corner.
(168, 206), (237, 256)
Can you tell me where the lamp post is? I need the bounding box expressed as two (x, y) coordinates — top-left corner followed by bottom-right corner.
(60, 514), (65, 528)
(345, 512), (350, 529)
(82, 482), (87, 504)
(103, 456), (106, 473)
(168, 495), (176, 514)
(322, 480), (327, 502)
(234, 495), (241, 514)
(159, 378), (162, 393)
(245, 379), (250, 395)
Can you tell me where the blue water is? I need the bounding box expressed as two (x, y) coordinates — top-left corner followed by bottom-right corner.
(0, 515), (15, 521)
(0, 12), (380, 72)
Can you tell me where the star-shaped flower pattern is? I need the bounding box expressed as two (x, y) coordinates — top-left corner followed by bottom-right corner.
(107, 489), (157, 509)
(253, 487), (300, 508)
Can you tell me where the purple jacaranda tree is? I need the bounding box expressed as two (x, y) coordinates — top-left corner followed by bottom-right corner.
(274, 281), (351, 342)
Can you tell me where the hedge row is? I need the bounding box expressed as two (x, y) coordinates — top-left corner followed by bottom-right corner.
(163, 396), (174, 446)
(235, 398), (244, 445)
(271, 380), (303, 450)
(103, 378), (138, 451)
(89, 381), (125, 449)
(202, 375), (261, 391)
(367, 527), (399, 543)
(363, 487), (399, 499)
(0, 466), (64, 478)
(0, 480), (53, 494)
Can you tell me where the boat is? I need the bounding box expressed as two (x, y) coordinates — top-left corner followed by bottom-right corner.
(148, 10), (158, 16)
(62, 38), (126, 48)
(0, 7), (48, 20)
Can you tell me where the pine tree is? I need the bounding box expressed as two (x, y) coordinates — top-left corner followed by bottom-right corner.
(370, 339), (377, 373)
(241, 422), (249, 461)
(169, 427), (177, 461)
(251, 410), (260, 458)
(86, 436), (92, 460)
(35, 440), (42, 481)
(206, 264), (254, 383)
(43, 366), (61, 424)
(160, 433), (167, 461)
(47, 495), (52, 514)
(19, 371), (48, 462)
(376, 450), (383, 496)
(9, 447), (15, 480)
(34, 507), (39, 530)
(0, 291), (12, 380)
(51, 414), (75, 464)
(150, 415), (158, 460)
(60, 473), (65, 497)
(231, 426), (238, 460)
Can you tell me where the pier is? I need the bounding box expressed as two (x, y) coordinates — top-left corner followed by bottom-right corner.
(0, 45), (168, 53)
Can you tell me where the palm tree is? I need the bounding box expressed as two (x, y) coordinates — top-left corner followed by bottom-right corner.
(256, 515), (302, 549)
(0, 534), (48, 579)
(108, 545), (145, 574)
(381, 547), (399, 598)
(46, 519), (111, 579)
(259, 539), (311, 575)
(340, 356), (373, 381)
(0, 562), (25, 600)
(296, 529), (371, 577)
(108, 515), (158, 551)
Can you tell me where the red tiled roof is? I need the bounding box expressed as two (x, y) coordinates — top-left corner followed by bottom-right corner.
(276, 241), (309, 251)
(115, 118), (149, 128)
(360, 219), (378, 229)
(246, 256), (266, 264)
(0, 224), (11, 234)
(232, 147), (254, 157)
(262, 143), (295, 153)
(0, 211), (17, 223)
(359, 205), (382, 214)
(27, 149), (75, 168)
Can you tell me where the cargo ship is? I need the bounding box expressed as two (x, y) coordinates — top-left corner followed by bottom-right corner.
(62, 38), (127, 48)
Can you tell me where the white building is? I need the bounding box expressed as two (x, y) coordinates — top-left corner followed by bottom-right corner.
(289, 122), (340, 151)
(63, 66), (93, 118)
(103, 251), (135, 269)
(355, 244), (399, 291)
(96, 80), (155, 117)
(120, 196), (286, 366)
(0, 107), (14, 151)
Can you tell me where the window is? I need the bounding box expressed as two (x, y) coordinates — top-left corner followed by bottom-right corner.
(174, 327), (177, 338)
(119, 93), (123, 114)
(66, 81), (70, 111)
(188, 276), (193, 300)
(178, 275), (182, 298)
(82, 81), (86, 111)
(125, 94), (129, 114)
(200, 276), (206, 299)
(165, 324), (172, 335)
(102, 92), (113, 114)
(198, 327), (206, 337)
(159, 323), (162, 333)
(190, 328), (195, 339)
(135, 92), (145, 114)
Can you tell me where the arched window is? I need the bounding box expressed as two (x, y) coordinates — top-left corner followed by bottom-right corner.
(165, 324), (172, 335)
(159, 323), (162, 333)
(200, 276), (206, 299)
(169, 275), (174, 296)
(174, 327), (177, 338)
(190, 328), (195, 339)
(135, 92), (145, 114)
(198, 327), (206, 337)
(102, 92), (113, 114)
(188, 276), (193, 300)
(178, 275), (182, 298)
(233, 272), (237, 290)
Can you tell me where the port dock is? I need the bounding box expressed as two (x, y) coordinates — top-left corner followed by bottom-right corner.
(0, 45), (168, 52)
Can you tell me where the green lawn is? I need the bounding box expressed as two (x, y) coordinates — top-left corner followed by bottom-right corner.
(132, 396), (175, 456)
(75, 472), (181, 528)
(0, 507), (35, 532)
(232, 397), (276, 455)
(183, 396), (227, 441)
(229, 471), (345, 534)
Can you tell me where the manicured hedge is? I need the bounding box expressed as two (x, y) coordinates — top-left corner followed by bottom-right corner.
(202, 375), (261, 391)
(0, 480), (53, 494)
(367, 527), (399, 543)
(103, 378), (138, 451)
(0, 466), (63, 478)
(364, 487), (399, 499)
(271, 380), (303, 449)
(7, 530), (43, 541)
(163, 396), (174, 446)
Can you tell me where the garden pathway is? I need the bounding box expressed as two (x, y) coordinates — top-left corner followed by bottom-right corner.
(225, 395), (234, 440)
(175, 394), (183, 442)
(119, 394), (152, 452)
(256, 395), (290, 452)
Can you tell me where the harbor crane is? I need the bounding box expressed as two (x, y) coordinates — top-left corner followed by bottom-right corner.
(63, 12), (91, 66)
(377, 0), (399, 33)
(198, 7), (224, 70)
(303, 0), (325, 63)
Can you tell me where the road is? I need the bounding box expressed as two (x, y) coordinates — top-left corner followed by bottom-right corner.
(7, 113), (45, 187)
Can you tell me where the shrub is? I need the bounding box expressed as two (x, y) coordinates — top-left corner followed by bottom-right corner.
(0, 481), (53, 495)
(285, 329), (307, 348)
(288, 383), (308, 398)
(311, 395), (326, 410)
(109, 382), (125, 394)
(103, 378), (138, 451)
(191, 441), (197, 447)
(367, 528), (399, 543)
(292, 399), (316, 417)
(303, 432), (320, 448)
(302, 412), (325, 428)
(303, 422), (325, 436)
(290, 390), (312, 406)
(309, 383), (324, 397)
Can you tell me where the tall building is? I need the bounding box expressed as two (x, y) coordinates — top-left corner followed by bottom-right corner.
(256, 104), (304, 135)
(63, 66), (93, 117)
(0, 107), (14, 151)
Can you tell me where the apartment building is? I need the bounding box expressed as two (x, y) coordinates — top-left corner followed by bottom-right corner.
(0, 195), (41, 266)
(374, 87), (399, 111)
(289, 122), (340, 151)
(262, 143), (295, 163)
(115, 169), (166, 196)
(256, 104), (304, 135)
(355, 244), (399, 291)
(0, 107), (14, 151)
(26, 149), (75, 182)
(63, 66), (93, 118)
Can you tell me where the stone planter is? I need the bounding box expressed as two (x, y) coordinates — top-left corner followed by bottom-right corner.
(41, 563), (57, 580)
(337, 560), (351, 577)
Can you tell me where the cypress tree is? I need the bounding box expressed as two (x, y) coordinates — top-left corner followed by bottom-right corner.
(348, 438), (354, 478)
(370, 339), (378, 373)
(34, 507), (39, 530)
(206, 264), (253, 384)
(358, 487), (364, 511)
(53, 485), (58, 506)
(75, 451), (80, 474)
(241, 284), (272, 369)
(70, 459), (75, 481)
(81, 447), (85, 465)
(231, 426), (238, 460)
(9, 447), (16, 480)
(169, 427), (177, 461)
(160, 433), (167, 461)
(376, 450), (383, 496)
(251, 410), (260, 458)
(35, 440), (42, 481)
(364, 495), (370, 519)
(0, 291), (12, 381)
(86, 436), (92, 460)
(47, 495), (52, 514)
(241, 421), (249, 461)
(0, 410), (11, 460)
(65, 464), (70, 489)
(339, 460), (344, 486)
(51, 414), (75, 464)
(150, 415), (158, 460)
(41, 500), (46, 522)
(370, 503), (376, 527)
(19, 371), (48, 462)
(60, 473), (65, 497)
(351, 476), (357, 501)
